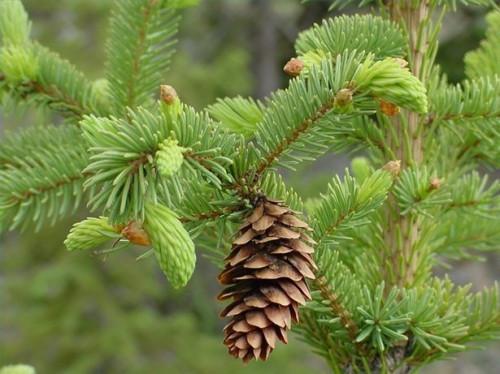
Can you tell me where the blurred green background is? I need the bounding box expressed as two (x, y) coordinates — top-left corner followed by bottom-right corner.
(0, 1), (497, 373)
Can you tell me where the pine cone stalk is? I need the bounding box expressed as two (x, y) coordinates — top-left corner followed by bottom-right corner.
(218, 196), (317, 362)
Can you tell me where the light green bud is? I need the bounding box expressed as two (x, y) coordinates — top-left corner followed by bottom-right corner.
(64, 217), (120, 251)
(144, 202), (196, 289)
(355, 55), (428, 114)
(156, 138), (186, 178)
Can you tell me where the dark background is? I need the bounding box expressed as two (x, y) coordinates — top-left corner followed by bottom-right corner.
(0, 1), (498, 373)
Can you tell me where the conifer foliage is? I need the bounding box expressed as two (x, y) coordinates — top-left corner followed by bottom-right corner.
(0, 0), (499, 372)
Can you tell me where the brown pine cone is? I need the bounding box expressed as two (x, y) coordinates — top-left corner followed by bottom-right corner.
(218, 196), (317, 362)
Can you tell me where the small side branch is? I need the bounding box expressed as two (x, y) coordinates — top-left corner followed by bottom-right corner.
(251, 97), (336, 182)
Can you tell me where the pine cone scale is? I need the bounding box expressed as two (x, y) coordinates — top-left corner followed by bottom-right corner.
(252, 214), (276, 231)
(246, 310), (272, 328)
(218, 196), (317, 361)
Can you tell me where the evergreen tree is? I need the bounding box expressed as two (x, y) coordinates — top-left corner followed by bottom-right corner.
(0, 0), (499, 372)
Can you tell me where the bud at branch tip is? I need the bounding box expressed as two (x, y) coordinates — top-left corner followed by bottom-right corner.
(283, 58), (304, 77)
(383, 160), (401, 177)
(160, 84), (178, 104)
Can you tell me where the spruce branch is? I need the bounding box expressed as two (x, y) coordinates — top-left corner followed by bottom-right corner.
(245, 50), (427, 184)
(0, 46), (108, 118)
(0, 1), (107, 119)
(295, 15), (407, 60)
(355, 284), (409, 353)
(0, 125), (82, 169)
(299, 250), (370, 367)
(327, 116), (388, 156)
(0, 139), (89, 232)
(105, 0), (181, 114)
(315, 275), (364, 350)
(428, 74), (500, 125)
(297, 311), (346, 372)
(442, 173), (499, 217)
(431, 213), (500, 258)
(295, 169), (395, 366)
(404, 279), (500, 366)
(81, 105), (240, 224)
(31, 44), (108, 117)
(393, 166), (451, 216)
(312, 168), (394, 264)
(425, 73), (500, 167)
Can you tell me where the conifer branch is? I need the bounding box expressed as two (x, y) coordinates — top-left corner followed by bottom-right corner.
(245, 52), (370, 183)
(0, 1), (108, 121)
(16, 78), (87, 117)
(0, 144), (89, 232)
(252, 96), (335, 181)
(126, 2), (156, 108)
(80, 106), (239, 224)
(299, 312), (345, 372)
(427, 75), (500, 131)
(295, 14), (407, 60)
(245, 50), (427, 186)
(105, 0), (181, 114)
(313, 169), (393, 259)
(315, 276), (364, 350)
(0, 73), (90, 118)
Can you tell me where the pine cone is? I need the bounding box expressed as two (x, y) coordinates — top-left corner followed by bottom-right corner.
(218, 196), (317, 362)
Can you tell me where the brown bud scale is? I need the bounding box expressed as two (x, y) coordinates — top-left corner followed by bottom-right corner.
(334, 88), (353, 108)
(383, 160), (401, 177)
(121, 221), (151, 246)
(283, 58), (304, 77)
(380, 100), (400, 116)
(429, 177), (442, 190)
(160, 84), (178, 104)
